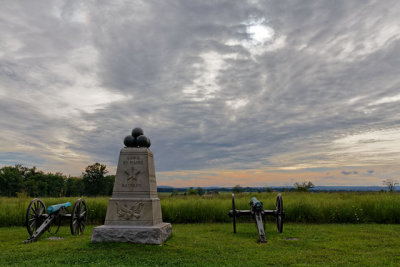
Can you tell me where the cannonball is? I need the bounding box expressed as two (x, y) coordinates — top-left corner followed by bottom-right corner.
(132, 137), (138, 147)
(137, 135), (149, 147)
(123, 135), (136, 147)
(132, 127), (144, 138)
(146, 138), (151, 148)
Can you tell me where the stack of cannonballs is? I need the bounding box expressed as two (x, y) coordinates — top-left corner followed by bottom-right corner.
(124, 127), (151, 148)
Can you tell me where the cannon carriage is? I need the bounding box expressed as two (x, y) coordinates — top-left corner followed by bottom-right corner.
(24, 198), (87, 243)
(228, 194), (285, 243)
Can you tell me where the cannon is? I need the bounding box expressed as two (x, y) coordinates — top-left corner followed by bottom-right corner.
(228, 194), (284, 243)
(24, 198), (87, 243)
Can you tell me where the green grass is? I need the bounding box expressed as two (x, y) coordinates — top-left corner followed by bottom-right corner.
(2, 192), (400, 226)
(1, 223), (400, 266)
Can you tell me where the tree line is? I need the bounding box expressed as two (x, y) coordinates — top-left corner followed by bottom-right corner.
(0, 163), (114, 197)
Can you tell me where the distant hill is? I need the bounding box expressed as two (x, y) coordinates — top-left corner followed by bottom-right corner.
(157, 186), (392, 192)
(312, 186), (387, 191)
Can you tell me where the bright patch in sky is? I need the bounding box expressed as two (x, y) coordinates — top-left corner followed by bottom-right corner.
(224, 17), (286, 58)
(183, 52), (226, 101)
(331, 128), (400, 165)
(52, 2), (88, 24)
(226, 98), (249, 109)
(246, 23), (275, 44)
(26, 45), (125, 117)
(369, 94), (400, 105)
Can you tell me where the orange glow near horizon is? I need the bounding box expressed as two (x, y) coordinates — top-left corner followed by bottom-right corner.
(156, 167), (388, 187)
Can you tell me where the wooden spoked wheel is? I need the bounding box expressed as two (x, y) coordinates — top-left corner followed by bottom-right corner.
(26, 198), (46, 236)
(48, 208), (63, 235)
(276, 193), (284, 233)
(232, 194), (237, 233)
(70, 198), (87, 235)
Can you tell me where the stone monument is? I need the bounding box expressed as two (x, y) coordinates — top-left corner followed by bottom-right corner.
(91, 127), (172, 244)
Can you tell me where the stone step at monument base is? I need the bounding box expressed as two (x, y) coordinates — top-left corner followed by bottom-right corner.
(104, 198), (162, 226)
(91, 223), (172, 245)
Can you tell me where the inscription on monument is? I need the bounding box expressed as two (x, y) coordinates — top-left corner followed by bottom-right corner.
(122, 157), (144, 188)
(121, 183), (142, 188)
(149, 174), (156, 184)
(124, 156), (144, 164)
(116, 202), (144, 220)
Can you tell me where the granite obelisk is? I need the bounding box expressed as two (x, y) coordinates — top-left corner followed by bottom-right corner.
(91, 128), (172, 244)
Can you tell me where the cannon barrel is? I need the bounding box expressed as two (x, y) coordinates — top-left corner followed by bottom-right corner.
(47, 202), (71, 214)
(250, 197), (263, 212)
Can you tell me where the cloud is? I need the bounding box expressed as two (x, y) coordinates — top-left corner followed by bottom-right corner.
(341, 171), (359, 175)
(0, 0), (400, 186)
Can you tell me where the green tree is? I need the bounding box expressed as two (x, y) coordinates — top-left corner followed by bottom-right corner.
(186, 187), (198, 195)
(82, 163), (109, 196)
(294, 181), (315, 192)
(170, 189), (179, 196)
(44, 173), (66, 197)
(0, 165), (26, 196)
(196, 187), (205, 196)
(0, 165), (65, 197)
(65, 177), (84, 197)
(103, 175), (115, 195)
(24, 167), (50, 197)
(232, 185), (243, 193)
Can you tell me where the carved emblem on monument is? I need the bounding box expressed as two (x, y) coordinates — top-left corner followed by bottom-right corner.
(123, 165), (141, 182)
(116, 202), (144, 220)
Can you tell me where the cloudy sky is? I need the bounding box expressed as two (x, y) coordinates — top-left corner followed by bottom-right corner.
(1, 0), (400, 187)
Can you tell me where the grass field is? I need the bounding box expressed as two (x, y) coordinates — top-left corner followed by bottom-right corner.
(1, 223), (400, 266)
(1, 192), (400, 226)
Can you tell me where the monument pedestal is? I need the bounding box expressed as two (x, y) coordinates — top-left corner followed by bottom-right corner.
(91, 147), (172, 244)
(91, 223), (171, 244)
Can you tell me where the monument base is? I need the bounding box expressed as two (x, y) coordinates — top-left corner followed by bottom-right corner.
(91, 223), (172, 245)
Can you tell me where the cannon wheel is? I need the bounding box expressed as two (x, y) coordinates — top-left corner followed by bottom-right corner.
(232, 194), (237, 233)
(276, 194), (284, 233)
(48, 210), (62, 235)
(26, 198), (46, 236)
(70, 198), (87, 235)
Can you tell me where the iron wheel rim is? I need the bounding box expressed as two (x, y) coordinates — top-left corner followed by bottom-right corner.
(70, 199), (87, 235)
(276, 194), (284, 233)
(26, 198), (46, 236)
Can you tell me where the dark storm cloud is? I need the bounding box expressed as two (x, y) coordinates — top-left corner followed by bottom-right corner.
(1, 0), (400, 178)
(342, 171), (358, 175)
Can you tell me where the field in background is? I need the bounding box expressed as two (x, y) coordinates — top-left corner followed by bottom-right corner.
(1, 192), (400, 226)
(1, 224), (400, 266)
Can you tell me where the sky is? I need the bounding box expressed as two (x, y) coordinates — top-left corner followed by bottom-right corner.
(1, 0), (400, 187)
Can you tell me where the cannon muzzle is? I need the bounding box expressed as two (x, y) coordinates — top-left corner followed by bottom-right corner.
(250, 197), (263, 212)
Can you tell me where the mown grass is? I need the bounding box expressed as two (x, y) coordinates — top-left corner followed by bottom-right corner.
(1, 192), (400, 226)
(1, 223), (400, 266)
